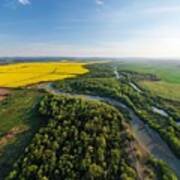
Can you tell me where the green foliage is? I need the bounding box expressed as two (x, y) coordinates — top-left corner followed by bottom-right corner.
(54, 77), (121, 98)
(147, 157), (178, 180)
(88, 163), (103, 177)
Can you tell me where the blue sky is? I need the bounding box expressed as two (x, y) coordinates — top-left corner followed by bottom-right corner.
(1, 0), (180, 57)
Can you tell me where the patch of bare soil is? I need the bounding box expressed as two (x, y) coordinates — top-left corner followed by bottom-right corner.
(0, 88), (10, 101)
(0, 125), (29, 149)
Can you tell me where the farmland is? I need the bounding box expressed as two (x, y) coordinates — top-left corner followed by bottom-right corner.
(116, 61), (180, 84)
(0, 62), (88, 88)
(139, 81), (180, 101)
(116, 61), (180, 101)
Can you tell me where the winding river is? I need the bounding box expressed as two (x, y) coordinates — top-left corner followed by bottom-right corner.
(129, 82), (142, 93)
(39, 82), (180, 177)
(152, 106), (169, 117)
(114, 68), (171, 118)
(114, 67), (121, 79)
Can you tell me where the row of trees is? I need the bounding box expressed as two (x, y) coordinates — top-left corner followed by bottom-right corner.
(147, 157), (178, 180)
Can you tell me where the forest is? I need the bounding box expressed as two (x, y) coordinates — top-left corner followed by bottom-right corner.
(7, 95), (137, 179)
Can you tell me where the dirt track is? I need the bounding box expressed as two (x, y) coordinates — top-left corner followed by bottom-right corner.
(0, 88), (10, 101)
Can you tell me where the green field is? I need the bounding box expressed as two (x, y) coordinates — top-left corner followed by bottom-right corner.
(0, 89), (43, 179)
(117, 61), (180, 101)
(0, 89), (42, 134)
(117, 61), (180, 84)
(139, 81), (180, 101)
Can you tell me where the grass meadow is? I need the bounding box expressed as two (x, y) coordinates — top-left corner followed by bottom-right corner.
(117, 61), (180, 101)
(0, 89), (44, 178)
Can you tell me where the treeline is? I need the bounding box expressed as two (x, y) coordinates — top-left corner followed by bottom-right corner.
(83, 63), (115, 78)
(117, 70), (160, 82)
(54, 77), (121, 98)
(146, 157), (178, 180)
(7, 95), (138, 180)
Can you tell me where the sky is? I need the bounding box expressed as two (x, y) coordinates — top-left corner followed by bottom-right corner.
(1, 0), (180, 57)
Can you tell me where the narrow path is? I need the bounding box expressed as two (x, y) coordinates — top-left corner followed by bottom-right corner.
(0, 88), (10, 101)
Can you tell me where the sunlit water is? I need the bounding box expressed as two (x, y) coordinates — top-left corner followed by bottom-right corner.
(129, 82), (142, 93)
(152, 106), (169, 117)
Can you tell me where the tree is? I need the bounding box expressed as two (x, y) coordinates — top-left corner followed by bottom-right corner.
(89, 163), (104, 177)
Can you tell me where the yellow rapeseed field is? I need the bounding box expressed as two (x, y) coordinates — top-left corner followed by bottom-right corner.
(0, 62), (89, 88)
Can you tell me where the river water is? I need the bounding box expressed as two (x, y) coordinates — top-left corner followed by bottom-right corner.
(129, 82), (142, 93)
(114, 69), (171, 118)
(114, 67), (120, 79)
(152, 106), (169, 117)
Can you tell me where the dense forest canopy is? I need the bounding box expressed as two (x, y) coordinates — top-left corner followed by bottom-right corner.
(7, 95), (138, 179)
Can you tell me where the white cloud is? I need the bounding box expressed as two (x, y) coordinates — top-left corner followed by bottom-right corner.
(144, 5), (180, 14)
(18, 0), (30, 5)
(96, 0), (104, 6)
